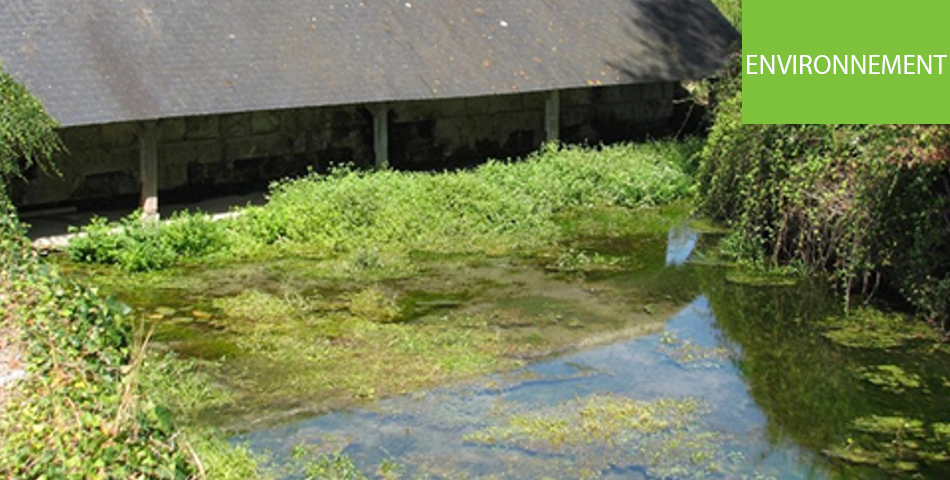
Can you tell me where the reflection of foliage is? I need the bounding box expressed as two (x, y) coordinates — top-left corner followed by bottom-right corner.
(464, 394), (733, 480)
(702, 270), (950, 478)
(701, 271), (855, 447)
(825, 415), (950, 474)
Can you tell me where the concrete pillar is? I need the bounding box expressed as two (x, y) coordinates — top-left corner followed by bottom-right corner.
(545, 90), (560, 143)
(372, 105), (390, 169)
(137, 120), (159, 220)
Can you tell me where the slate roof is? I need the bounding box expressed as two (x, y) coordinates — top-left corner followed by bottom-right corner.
(0, 0), (739, 128)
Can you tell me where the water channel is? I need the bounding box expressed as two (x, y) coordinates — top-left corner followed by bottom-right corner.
(80, 221), (950, 479)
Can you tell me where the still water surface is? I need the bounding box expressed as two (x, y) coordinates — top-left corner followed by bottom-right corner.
(232, 227), (950, 479)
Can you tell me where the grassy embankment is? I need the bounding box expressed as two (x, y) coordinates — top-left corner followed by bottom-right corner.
(68, 141), (698, 273)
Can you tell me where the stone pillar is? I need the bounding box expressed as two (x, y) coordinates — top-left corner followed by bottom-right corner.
(137, 120), (159, 220)
(545, 90), (560, 143)
(372, 105), (390, 169)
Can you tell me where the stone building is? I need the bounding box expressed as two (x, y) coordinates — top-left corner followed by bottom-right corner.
(0, 0), (738, 215)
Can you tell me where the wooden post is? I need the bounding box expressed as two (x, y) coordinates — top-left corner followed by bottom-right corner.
(372, 105), (390, 170)
(545, 90), (560, 143)
(138, 121), (159, 220)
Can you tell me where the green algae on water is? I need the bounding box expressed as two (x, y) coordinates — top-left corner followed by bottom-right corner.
(858, 365), (923, 394)
(824, 414), (950, 475)
(819, 308), (938, 349)
(463, 394), (732, 480)
(725, 270), (799, 287)
(658, 332), (734, 366)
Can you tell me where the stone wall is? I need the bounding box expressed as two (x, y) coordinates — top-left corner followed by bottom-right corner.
(14, 82), (675, 209)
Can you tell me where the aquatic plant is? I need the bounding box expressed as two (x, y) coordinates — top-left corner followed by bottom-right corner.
(818, 308), (937, 350)
(658, 331), (734, 366)
(464, 394), (729, 480)
(68, 209), (227, 272)
(140, 352), (263, 480)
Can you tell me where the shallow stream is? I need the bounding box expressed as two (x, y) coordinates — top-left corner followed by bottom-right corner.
(235, 228), (950, 479)
(70, 217), (950, 479)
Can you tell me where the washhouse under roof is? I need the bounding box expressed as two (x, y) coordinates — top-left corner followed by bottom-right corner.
(0, 0), (740, 128)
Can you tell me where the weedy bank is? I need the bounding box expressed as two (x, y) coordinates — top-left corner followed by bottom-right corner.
(68, 141), (699, 273)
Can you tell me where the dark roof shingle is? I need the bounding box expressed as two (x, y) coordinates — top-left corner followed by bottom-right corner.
(0, 0), (739, 127)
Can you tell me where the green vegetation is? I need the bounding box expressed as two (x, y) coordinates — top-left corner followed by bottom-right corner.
(139, 353), (262, 480)
(703, 270), (950, 478)
(0, 71), (256, 479)
(819, 308), (938, 350)
(2, 205), (263, 478)
(68, 210), (228, 272)
(53, 139), (701, 476)
(715, 0), (742, 30)
(463, 394), (726, 479)
(699, 117), (950, 325)
(68, 141), (700, 271)
(75, 224), (689, 430)
(658, 331), (734, 365)
(0, 208), (197, 478)
(858, 365), (923, 394)
(694, 3), (950, 473)
(11, 0), (950, 474)
(0, 62), (61, 204)
(697, 0), (950, 326)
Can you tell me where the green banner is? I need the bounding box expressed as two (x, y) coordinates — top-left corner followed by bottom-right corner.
(743, 0), (950, 123)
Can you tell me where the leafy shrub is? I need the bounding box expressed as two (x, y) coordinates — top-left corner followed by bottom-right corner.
(0, 62), (62, 201)
(67, 215), (125, 264)
(1, 210), (196, 478)
(698, 52), (950, 324)
(161, 210), (229, 259)
(0, 203), (32, 271)
(68, 210), (227, 272)
(1, 64), (203, 479)
(232, 141), (699, 257)
(70, 141), (699, 270)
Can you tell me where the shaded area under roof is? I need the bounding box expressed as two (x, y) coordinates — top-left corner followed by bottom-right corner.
(0, 0), (739, 128)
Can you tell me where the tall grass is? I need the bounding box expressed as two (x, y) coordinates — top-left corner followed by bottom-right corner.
(232, 141), (698, 257)
(69, 141), (700, 271)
